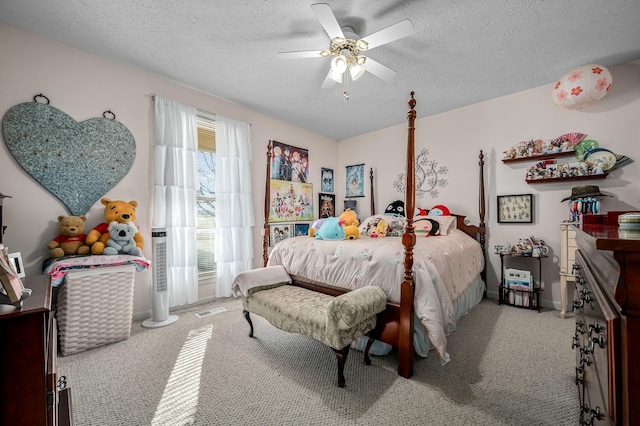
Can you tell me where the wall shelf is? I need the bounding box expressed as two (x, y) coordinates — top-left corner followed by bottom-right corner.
(526, 173), (608, 184)
(502, 150), (576, 164)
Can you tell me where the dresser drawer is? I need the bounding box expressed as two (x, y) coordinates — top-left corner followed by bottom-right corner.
(575, 250), (620, 425)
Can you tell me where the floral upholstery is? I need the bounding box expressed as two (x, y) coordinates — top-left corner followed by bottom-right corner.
(243, 285), (387, 350)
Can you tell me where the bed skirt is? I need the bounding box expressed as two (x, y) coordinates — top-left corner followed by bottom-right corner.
(352, 275), (486, 358)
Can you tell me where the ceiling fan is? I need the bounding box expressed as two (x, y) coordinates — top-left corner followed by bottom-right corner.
(278, 3), (414, 89)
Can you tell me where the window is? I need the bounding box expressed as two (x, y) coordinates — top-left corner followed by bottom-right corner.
(196, 113), (216, 285)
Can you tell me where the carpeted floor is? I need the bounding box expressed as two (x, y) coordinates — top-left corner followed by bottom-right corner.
(58, 297), (579, 425)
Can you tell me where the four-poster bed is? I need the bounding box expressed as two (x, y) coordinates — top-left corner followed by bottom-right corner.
(261, 92), (486, 378)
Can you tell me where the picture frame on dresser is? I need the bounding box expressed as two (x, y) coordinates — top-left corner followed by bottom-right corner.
(497, 194), (533, 223)
(8, 252), (24, 278)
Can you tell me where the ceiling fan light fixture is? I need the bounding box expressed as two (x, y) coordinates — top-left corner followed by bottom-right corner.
(328, 69), (344, 83)
(331, 55), (348, 74)
(319, 50), (331, 57)
(356, 39), (369, 52)
(349, 63), (365, 81)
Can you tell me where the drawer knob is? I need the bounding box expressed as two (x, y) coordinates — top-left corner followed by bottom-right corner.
(589, 334), (606, 350)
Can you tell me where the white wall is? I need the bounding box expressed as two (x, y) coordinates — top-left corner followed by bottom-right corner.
(339, 60), (640, 310)
(0, 23), (338, 317)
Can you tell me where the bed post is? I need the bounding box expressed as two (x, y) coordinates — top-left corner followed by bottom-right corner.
(399, 92), (417, 379)
(263, 142), (272, 267)
(369, 167), (375, 216)
(478, 150), (487, 295)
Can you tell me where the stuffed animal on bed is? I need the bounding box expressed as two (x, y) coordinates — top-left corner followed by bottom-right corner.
(414, 217), (441, 237)
(429, 205), (451, 216)
(308, 218), (327, 238)
(86, 198), (144, 255)
(339, 208), (359, 227)
(48, 215), (91, 258)
(344, 225), (359, 240)
(103, 221), (142, 256)
(315, 217), (346, 240)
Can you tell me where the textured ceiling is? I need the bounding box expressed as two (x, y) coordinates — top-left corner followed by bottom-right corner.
(1, 0), (639, 140)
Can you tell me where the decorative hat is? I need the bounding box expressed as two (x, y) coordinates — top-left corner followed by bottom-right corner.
(561, 185), (611, 202)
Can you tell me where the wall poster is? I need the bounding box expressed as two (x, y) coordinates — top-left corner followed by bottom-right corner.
(345, 163), (365, 198)
(321, 167), (334, 192)
(269, 180), (313, 222)
(318, 193), (335, 218)
(269, 224), (294, 247)
(270, 140), (309, 183)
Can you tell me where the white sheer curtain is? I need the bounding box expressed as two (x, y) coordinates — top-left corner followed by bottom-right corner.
(215, 115), (254, 297)
(153, 96), (199, 306)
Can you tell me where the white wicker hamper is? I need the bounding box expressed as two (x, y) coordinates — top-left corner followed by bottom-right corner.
(56, 264), (136, 356)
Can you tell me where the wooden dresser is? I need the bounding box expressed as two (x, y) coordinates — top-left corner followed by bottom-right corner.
(0, 275), (73, 425)
(572, 223), (640, 425)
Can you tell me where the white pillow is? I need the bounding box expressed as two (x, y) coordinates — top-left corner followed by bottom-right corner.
(414, 216), (457, 236)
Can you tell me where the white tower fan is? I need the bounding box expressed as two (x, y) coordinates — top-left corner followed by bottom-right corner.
(142, 228), (178, 328)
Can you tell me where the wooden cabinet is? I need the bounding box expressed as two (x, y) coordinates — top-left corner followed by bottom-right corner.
(572, 224), (640, 425)
(0, 275), (73, 426)
(559, 223), (578, 318)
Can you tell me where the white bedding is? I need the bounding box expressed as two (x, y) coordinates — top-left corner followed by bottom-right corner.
(266, 229), (485, 362)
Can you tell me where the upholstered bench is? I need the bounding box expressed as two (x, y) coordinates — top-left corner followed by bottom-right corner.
(233, 266), (387, 387)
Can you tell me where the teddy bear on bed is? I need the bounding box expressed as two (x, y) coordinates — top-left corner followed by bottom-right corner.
(103, 221), (142, 256)
(86, 198), (144, 255)
(339, 208), (360, 240)
(48, 215), (91, 258)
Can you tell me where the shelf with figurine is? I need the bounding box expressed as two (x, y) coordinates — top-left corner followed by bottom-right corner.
(523, 138), (632, 184)
(502, 132), (587, 163)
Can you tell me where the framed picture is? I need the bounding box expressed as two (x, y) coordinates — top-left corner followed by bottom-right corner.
(269, 180), (313, 222)
(294, 223), (310, 237)
(270, 140), (309, 183)
(345, 164), (365, 198)
(318, 193), (335, 218)
(269, 224), (294, 247)
(497, 194), (533, 223)
(321, 167), (334, 192)
(8, 252), (25, 279)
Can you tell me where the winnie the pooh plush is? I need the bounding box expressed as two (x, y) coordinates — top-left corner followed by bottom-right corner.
(339, 208), (359, 227)
(103, 221), (142, 256)
(344, 225), (359, 240)
(48, 215), (91, 258)
(86, 198), (144, 255)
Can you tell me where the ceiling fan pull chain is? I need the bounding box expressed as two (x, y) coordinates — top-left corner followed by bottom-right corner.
(343, 73), (350, 101)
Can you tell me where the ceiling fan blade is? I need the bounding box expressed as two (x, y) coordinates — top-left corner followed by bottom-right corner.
(362, 58), (397, 81)
(321, 69), (337, 89)
(311, 3), (344, 40)
(277, 50), (324, 59)
(360, 19), (414, 50)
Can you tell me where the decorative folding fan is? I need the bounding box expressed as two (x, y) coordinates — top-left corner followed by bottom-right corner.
(551, 132), (587, 145)
(610, 154), (634, 171)
(573, 139), (599, 160)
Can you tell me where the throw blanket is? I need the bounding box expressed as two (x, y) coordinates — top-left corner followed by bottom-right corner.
(267, 229), (484, 362)
(44, 255), (150, 286)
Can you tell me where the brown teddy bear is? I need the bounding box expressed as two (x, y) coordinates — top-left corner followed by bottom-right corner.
(48, 215), (91, 258)
(85, 198), (144, 255)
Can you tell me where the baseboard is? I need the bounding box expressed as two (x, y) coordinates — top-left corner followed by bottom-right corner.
(133, 295), (218, 322)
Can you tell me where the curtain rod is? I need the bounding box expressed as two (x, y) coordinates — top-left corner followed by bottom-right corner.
(146, 93), (251, 126)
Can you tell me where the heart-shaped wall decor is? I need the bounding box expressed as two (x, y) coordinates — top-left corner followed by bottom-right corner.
(2, 101), (136, 215)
